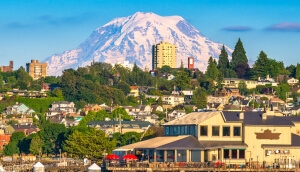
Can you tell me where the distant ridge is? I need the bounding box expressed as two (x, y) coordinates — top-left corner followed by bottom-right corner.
(44, 12), (233, 76)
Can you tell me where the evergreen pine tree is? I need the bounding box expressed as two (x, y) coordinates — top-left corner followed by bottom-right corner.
(296, 63), (300, 80)
(206, 57), (219, 80)
(231, 38), (248, 68)
(217, 45), (229, 76)
(231, 38), (249, 78)
(252, 51), (269, 79)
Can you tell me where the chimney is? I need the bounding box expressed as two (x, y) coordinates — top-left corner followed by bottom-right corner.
(262, 113), (267, 120)
(239, 112), (244, 120)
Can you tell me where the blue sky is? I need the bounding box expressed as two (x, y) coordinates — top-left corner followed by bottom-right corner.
(1, 0), (300, 70)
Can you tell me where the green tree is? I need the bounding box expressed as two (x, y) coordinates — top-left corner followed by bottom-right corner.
(252, 51), (269, 79)
(238, 81), (247, 96)
(63, 128), (115, 159)
(117, 81), (131, 95)
(249, 100), (259, 108)
(192, 87), (207, 109)
(112, 131), (141, 147)
(15, 67), (33, 86)
(30, 134), (43, 155)
(231, 38), (248, 69)
(51, 88), (63, 98)
(275, 83), (290, 101)
(160, 65), (172, 74)
(111, 107), (132, 121)
(4, 132), (26, 156)
(174, 61), (191, 90)
(79, 110), (110, 127)
(206, 57), (218, 80)
(296, 63), (300, 80)
(44, 76), (60, 84)
(157, 97), (163, 106)
(40, 123), (67, 154)
(286, 65), (296, 78)
(217, 45), (230, 76)
(4, 141), (19, 156)
(10, 132), (26, 143)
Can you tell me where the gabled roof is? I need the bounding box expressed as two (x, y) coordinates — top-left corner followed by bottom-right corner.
(241, 99), (250, 106)
(290, 86), (300, 92)
(222, 111), (295, 126)
(283, 116), (300, 122)
(11, 123), (38, 130)
(270, 97), (284, 103)
(163, 111), (220, 125)
(114, 135), (204, 151)
(52, 101), (73, 105)
(87, 120), (152, 128)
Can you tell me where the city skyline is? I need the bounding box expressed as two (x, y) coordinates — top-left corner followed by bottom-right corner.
(1, 0), (300, 71)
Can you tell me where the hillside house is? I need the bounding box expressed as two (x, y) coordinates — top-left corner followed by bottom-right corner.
(151, 105), (164, 112)
(2, 102), (35, 116)
(49, 101), (76, 113)
(128, 86), (140, 97)
(162, 95), (184, 107)
(86, 120), (152, 135)
(84, 104), (103, 112)
(7, 123), (39, 136)
(287, 78), (299, 85)
(168, 110), (186, 119)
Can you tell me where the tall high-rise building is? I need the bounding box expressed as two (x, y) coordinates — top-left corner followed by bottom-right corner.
(188, 57), (194, 69)
(152, 41), (177, 70)
(26, 60), (47, 80)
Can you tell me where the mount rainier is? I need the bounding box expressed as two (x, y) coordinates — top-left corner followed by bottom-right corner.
(44, 12), (232, 76)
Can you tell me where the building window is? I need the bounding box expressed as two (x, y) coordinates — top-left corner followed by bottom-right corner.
(239, 150), (245, 158)
(200, 126), (208, 136)
(181, 126), (185, 135)
(189, 126), (195, 136)
(232, 149), (237, 159)
(224, 149), (230, 159)
(165, 126), (170, 135)
(184, 126), (188, 134)
(233, 126), (241, 136)
(223, 126), (230, 136)
(212, 126), (220, 136)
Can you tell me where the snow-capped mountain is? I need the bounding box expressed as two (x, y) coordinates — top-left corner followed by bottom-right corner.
(44, 12), (232, 76)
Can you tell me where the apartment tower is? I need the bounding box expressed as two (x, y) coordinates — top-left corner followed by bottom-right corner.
(152, 41), (177, 70)
(26, 60), (47, 80)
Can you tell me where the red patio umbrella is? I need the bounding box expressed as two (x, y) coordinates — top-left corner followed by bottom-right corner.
(122, 154), (138, 160)
(106, 154), (120, 160)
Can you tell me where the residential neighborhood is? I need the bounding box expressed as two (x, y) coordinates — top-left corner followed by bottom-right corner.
(0, 38), (300, 171)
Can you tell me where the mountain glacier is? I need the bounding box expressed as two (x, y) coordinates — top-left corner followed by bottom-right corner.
(44, 12), (233, 76)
